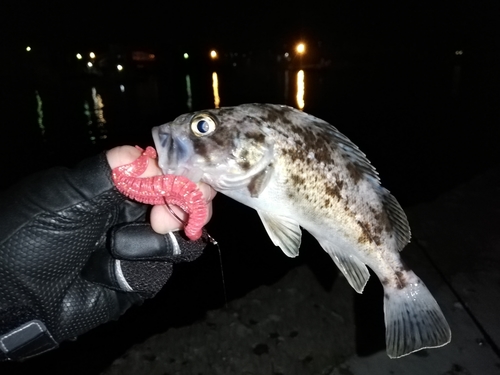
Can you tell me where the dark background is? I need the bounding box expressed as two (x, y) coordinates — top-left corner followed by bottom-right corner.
(1, 1), (499, 373)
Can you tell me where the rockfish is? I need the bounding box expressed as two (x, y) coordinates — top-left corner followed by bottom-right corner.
(152, 103), (451, 358)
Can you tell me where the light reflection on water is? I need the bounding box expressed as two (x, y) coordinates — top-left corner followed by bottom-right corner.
(83, 87), (108, 144)
(185, 75), (193, 111)
(212, 72), (221, 108)
(35, 90), (45, 137)
(296, 70), (305, 110)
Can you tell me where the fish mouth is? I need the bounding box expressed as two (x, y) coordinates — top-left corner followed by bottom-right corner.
(152, 125), (201, 180)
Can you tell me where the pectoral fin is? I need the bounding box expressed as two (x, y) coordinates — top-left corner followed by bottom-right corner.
(248, 164), (274, 197)
(318, 239), (370, 293)
(257, 211), (302, 257)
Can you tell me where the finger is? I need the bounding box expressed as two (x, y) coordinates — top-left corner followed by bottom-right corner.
(197, 183), (217, 203)
(150, 204), (186, 234)
(106, 145), (162, 177)
(150, 198), (215, 234)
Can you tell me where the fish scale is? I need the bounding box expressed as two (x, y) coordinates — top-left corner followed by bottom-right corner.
(152, 103), (451, 358)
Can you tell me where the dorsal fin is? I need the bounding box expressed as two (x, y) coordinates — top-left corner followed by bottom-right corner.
(379, 188), (411, 251)
(315, 118), (411, 251)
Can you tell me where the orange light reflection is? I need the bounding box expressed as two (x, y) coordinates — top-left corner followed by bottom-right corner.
(296, 70), (305, 110)
(212, 72), (220, 108)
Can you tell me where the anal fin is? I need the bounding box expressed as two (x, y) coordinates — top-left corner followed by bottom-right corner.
(257, 211), (302, 257)
(318, 240), (370, 293)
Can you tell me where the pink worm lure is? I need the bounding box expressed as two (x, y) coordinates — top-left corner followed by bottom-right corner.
(112, 146), (207, 241)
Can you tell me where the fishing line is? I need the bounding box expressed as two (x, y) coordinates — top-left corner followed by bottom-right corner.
(164, 198), (228, 308)
(207, 233), (228, 309)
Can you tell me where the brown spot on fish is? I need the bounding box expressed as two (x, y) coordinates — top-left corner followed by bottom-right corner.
(395, 271), (408, 289)
(245, 131), (266, 144)
(357, 221), (381, 246)
(384, 293), (390, 300)
(291, 174), (306, 187)
(239, 160), (251, 170)
(260, 105), (293, 125)
(315, 146), (331, 164)
(374, 209), (392, 232)
(194, 140), (209, 159)
(325, 184), (341, 200)
(291, 124), (316, 146)
(382, 278), (390, 286)
(323, 198), (331, 209)
(357, 221), (371, 244)
(346, 162), (363, 184)
(282, 147), (306, 163)
(211, 129), (229, 147)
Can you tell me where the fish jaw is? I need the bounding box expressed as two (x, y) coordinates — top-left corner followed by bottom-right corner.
(152, 124), (204, 182)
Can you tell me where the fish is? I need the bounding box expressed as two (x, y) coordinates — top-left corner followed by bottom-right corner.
(151, 103), (451, 358)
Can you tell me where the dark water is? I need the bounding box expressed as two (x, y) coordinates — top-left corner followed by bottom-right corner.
(1, 54), (499, 374)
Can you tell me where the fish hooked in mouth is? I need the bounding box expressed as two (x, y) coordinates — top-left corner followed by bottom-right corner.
(151, 103), (452, 358)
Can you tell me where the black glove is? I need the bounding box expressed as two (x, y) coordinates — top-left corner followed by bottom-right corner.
(0, 152), (209, 361)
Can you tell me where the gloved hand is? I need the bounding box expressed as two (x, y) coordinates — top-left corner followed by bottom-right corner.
(0, 146), (216, 361)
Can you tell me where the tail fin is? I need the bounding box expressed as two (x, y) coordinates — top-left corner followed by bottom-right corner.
(384, 271), (451, 358)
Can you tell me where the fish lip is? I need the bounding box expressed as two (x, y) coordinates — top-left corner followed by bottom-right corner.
(151, 124), (193, 176)
(152, 125), (167, 172)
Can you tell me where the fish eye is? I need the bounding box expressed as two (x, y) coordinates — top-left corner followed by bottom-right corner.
(190, 114), (217, 137)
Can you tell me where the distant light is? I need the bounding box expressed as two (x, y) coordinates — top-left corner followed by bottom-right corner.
(26, 46), (31, 52)
(296, 43), (305, 54)
(455, 50), (463, 55)
(284, 52), (289, 58)
(76, 53), (82, 60)
(184, 53), (189, 59)
(87, 62), (93, 67)
(119, 85), (125, 92)
(89, 52), (96, 59)
(210, 50), (217, 59)
(117, 64), (123, 71)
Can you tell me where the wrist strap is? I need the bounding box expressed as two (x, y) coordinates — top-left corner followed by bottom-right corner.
(0, 320), (58, 361)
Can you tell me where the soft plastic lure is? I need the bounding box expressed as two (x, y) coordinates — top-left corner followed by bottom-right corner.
(112, 146), (207, 241)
